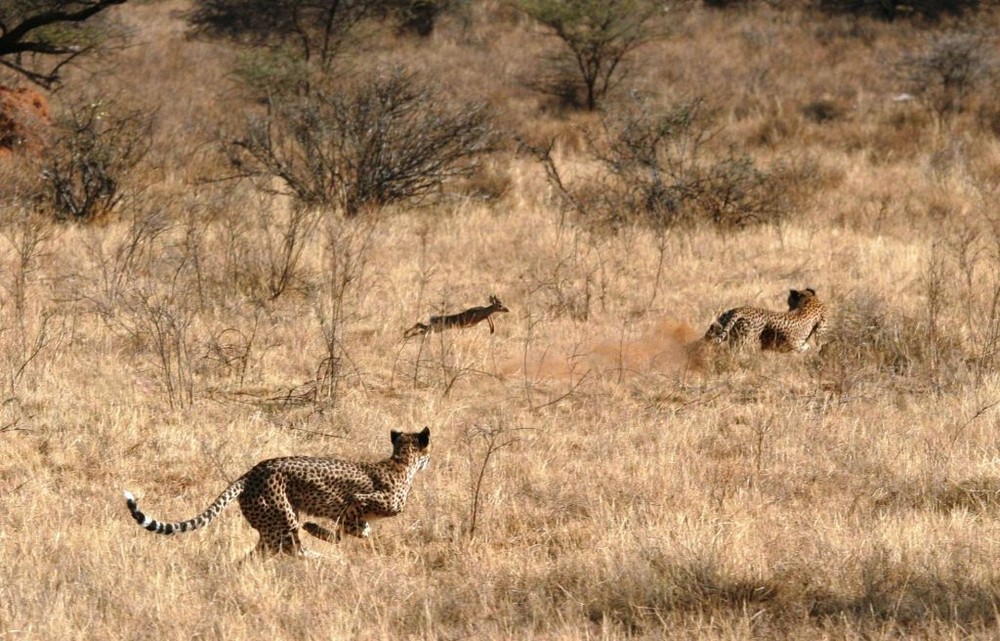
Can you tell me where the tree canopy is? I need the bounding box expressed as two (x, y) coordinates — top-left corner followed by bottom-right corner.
(515, 0), (662, 110)
(0, 0), (126, 87)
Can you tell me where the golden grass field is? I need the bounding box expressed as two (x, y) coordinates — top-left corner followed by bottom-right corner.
(2, 1), (1000, 639)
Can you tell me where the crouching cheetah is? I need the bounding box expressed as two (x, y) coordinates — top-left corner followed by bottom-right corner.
(704, 288), (828, 352)
(124, 427), (430, 556)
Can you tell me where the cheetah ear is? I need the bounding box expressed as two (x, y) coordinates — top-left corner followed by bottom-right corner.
(789, 289), (800, 297)
(418, 426), (430, 448)
(391, 430), (402, 446)
(805, 287), (816, 295)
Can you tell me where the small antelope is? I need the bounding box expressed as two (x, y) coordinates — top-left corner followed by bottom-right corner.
(404, 294), (510, 339)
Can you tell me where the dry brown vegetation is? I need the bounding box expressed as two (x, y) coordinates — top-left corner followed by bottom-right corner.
(2, 0), (1000, 639)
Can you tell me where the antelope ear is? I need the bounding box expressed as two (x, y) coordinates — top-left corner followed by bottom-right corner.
(418, 426), (430, 448)
(391, 430), (402, 446)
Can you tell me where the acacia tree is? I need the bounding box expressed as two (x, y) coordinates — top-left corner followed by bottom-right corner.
(515, 0), (662, 110)
(186, 0), (374, 81)
(187, 0), (462, 95)
(0, 0), (126, 88)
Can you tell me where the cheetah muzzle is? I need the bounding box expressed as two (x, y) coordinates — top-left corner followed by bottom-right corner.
(123, 427), (431, 557)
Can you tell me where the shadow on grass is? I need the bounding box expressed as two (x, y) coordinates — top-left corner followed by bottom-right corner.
(874, 475), (1000, 514)
(578, 554), (1000, 635)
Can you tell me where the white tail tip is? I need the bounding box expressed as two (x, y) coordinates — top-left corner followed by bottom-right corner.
(123, 490), (135, 502)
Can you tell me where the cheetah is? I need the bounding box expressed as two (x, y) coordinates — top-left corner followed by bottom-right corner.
(123, 427), (430, 556)
(704, 288), (828, 352)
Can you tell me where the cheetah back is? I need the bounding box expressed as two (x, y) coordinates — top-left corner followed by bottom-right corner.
(243, 457), (382, 516)
(705, 288), (828, 352)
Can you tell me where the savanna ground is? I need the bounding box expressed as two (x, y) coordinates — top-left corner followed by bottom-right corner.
(3, 1), (1000, 639)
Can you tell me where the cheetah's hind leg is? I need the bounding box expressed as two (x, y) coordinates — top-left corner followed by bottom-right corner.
(243, 535), (320, 561)
(302, 522), (340, 543)
(251, 527), (306, 557)
(303, 517), (371, 543)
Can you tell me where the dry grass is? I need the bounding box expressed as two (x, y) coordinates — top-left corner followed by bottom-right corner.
(2, 1), (1000, 640)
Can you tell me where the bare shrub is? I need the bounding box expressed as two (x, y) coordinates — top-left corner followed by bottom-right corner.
(202, 320), (263, 387)
(230, 67), (499, 217)
(117, 286), (197, 409)
(309, 213), (381, 405)
(462, 418), (522, 539)
(0, 207), (64, 398)
(230, 196), (322, 301)
(0, 208), (54, 319)
(0, 308), (67, 399)
(819, 226), (1000, 395)
(182, 188), (315, 314)
(817, 290), (931, 393)
(894, 29), (997, 121)
(82, 206), (171, 307)
(39, 100), (154, 221)
(928, 226), (1000, 385)
(527, 95), (807, 231)
(67, 201), (205, 408)
(519, 234), (605, 320)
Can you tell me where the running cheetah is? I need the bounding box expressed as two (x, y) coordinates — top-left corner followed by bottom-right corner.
(704, 288), (828, 352)
(123, 427), (430, 556)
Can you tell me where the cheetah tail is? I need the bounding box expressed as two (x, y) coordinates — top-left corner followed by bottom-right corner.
(123, 478), (246, 536)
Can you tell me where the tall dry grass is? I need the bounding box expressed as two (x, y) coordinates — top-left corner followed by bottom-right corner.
(2, 1), (1000, 640)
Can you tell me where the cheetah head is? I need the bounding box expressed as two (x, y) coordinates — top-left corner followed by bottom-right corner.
(787, 288), (817, 310)
(391, 426), (431, 471)
(703, 322), (727, 344)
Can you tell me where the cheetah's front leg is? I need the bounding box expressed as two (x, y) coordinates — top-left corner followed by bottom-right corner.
(338, 498), (374, 538)
(328, 493), (397, 540)
(302, 499), (371, 543)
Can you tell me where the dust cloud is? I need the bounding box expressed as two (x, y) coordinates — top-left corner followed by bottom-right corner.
(501, 320), (706, 381)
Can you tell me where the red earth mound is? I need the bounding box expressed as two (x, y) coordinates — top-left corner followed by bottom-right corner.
(0, 85), (53, 156)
